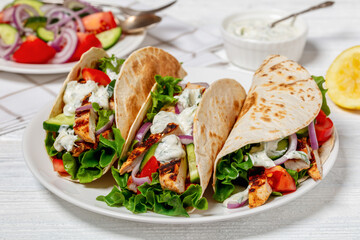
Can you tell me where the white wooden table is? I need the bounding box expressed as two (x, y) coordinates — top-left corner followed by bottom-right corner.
(1, 0), (360, 239)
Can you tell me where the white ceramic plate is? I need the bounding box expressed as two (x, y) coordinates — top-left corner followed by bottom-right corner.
(22, 67), (339, 224)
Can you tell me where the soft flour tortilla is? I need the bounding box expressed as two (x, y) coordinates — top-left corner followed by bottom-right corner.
(213, 55), (335, 188)
(46, 47), (109, 182)
(114, 46), (187, 159)
(123, 77), (246, 211)
(194, 79), (246, 195)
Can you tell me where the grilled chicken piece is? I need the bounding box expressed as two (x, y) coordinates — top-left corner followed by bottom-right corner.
(73, 94), (97, 144)
(284, 159), (310, 172)
(71, 142), (94, 157)
(185, 83), (206, 93)
(160, 105), (175, 113)
(159, 157), (187, 194)
(284, 138), (311, 171)
(308, 150), (322, 181)
(119, 123), (179, 174)
(248, 169), (272, 208)
(109, 97), (115, 111)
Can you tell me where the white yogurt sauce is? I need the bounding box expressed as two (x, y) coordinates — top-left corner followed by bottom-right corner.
(175, 88), (202, 109)
(223, 185), (250, 207)
(63, 80), (109, 116)
(285, 151), (310, 164)
(150, 111), (179, 134)
(150, 87), (202, 135)
(154, 135), (186, 163)
(53, 125), (78, 152)
(249, 138), (286, 168)
(226, 18), (299, 42)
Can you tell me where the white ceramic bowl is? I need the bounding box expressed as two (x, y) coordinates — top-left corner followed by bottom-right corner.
(221, 9), (308, 71)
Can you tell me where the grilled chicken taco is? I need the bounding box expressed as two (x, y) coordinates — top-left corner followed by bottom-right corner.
(213, 55), (335, 209)
(43, 46), (185, 183)
(98, 75), (246, 216)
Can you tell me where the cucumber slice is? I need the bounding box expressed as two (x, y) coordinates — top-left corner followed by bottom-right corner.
(296, 126), (309, 138)
(0, 24), (18, 45)
(13, 0), (44, 15)
(269, 138), (289, 160)
(37, 27), (54, 42)
(96, 27), (122, 50)
(140, 143), (158, 171)
(24, 16), (47, 31)
(43, 113), (75, 132)
(186, 143), (200, 183)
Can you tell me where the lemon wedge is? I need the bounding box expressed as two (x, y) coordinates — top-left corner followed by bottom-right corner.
(326, 46), (360, 109)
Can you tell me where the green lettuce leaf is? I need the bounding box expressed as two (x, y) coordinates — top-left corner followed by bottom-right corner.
(60, 128), (125, 183)
(286, 168), (308, 186)
(312, 75), (331, 116)
(92, 102), (115, 131)
(213, 145), (253, 202)
(146, 75), (183, 121)
(45, 132), (59, 157)
(107, 80), (116, 97)
(97, 172), (207, 217)
(97, 54), (125, 80)
(62, 152), (77, 179)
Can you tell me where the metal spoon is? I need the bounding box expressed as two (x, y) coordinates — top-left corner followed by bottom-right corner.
(41, 0), (176, 16)
(270, 1), (334, 28)
(118, 14), (162, 34)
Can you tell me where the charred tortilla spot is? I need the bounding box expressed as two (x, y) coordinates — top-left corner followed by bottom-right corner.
(287, 75), (294, 80)
(269, 129), (280, 133)
(262, 73), (268, 77)
(240, 92), (257, 117)
(261, 98), (266, 103)
(261, 116), (271, 122)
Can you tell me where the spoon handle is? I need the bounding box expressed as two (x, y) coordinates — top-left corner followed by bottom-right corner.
(270, 1), (334, 28)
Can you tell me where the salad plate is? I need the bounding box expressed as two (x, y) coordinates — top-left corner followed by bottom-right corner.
(0, 0), (146, 74)
(22, 67), (339, 224)
(0, 33), (145, 74)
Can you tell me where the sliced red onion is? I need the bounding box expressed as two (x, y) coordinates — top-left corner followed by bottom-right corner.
(95, 114), (114, 135)
(178, 82), (186, 89)
(13, 4), (38, 32)
(227, 199), (248, 209)
(175, 102), (184, 114)
(64, 0), (101, 13)
(75, 103), (92, 112)
(131, 156), (151, 186)
(273, 133), (298, 165)
(135, 122), (152, 143)
(192, 82), (210, 89)
(178, 135), (193, 145)
(2, 6), (15, 23)
(50, 28), (78, 63)
(0, 33), (21, 60)
(308, 121), (319, 150)
(45, 6), (85, 32)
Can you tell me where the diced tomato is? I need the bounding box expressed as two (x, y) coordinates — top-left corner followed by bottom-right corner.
(139, 156), (159, 181)
(315, 110), (334, 145)
(265, 166), (296, 193)
(12, 36), (56, 63)
(52, 158), (68, 174)
(67, 32), (102, 62)
(82, 68), (111, 86)
(81, 11), (117, 34)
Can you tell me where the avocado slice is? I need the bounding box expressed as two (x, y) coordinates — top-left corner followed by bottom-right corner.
(186, 143), (200, 183)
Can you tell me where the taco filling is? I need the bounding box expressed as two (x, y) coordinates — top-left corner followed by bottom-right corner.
(213, 57), (335, 209)
(97, 76), (211, 216)
(43, 55), (125, 183)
